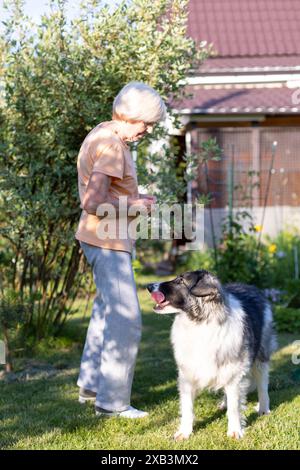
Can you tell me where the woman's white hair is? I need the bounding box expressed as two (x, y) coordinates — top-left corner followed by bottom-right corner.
(113, 81), (166, 123)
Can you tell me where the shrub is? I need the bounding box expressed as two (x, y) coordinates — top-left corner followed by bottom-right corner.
(274, 307), (300, 333)
(0, 0), (210, 339)
(215, 211), (268, 286)
(0, 289), (29, 372)
(176, 249), (215, 274)
(264, 230), (300, 290)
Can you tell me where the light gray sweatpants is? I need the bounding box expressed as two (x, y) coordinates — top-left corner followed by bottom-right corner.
(77, 241), (142, 412)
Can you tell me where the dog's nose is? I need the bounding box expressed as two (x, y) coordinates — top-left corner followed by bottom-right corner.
(147, 283), (155, 292)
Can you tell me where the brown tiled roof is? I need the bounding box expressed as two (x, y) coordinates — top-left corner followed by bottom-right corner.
(180, 1), (300, 115)
(172, 86), (300, 114)
(188, 0), (300, 57)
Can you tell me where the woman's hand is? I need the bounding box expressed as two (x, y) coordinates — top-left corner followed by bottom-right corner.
(138, 193), (157, 204)
(129, 197), (154, 214)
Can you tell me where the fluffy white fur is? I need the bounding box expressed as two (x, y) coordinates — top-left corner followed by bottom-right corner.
(169, 294), (271, 440)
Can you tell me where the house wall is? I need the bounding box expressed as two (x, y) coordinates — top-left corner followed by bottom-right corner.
(193, 125), (300, 210)
(203, 206), (300, 248)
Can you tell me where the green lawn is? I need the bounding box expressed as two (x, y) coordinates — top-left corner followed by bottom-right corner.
(0, 275), (299, 450)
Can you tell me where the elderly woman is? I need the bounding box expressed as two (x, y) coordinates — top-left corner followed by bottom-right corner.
(75, 82), (166, 418)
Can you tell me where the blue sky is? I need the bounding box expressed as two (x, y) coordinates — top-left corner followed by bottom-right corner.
(0, 0), (122, 26)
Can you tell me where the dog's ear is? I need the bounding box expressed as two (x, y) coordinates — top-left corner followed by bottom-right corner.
(190, 282), (218, 297)
(190, 272), (220, 298)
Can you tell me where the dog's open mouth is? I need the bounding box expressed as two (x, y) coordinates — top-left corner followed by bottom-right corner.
(150, 292), (168, 308)
(150, 292), (173, 313)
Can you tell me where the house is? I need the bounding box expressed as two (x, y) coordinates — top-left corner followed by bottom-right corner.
(170, 0), (300, 247)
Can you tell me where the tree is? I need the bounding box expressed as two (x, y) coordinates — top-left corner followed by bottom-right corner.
(0, 0), (210, 338)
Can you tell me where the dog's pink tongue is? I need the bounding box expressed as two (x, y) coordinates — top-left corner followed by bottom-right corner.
(151, 291), (165, 304)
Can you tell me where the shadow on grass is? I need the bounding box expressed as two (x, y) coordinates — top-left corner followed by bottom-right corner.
(0, 370), (97, 449)
(0, 303), (177, 449)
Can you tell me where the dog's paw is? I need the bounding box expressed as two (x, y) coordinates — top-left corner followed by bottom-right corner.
(227, 427), (244, 439)
(174, 429), (192, 441)
(254, 403), (270, 415)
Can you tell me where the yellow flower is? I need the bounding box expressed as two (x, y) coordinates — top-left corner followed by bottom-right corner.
(254, 224), (263, 232)
(268, 244), (277, 254)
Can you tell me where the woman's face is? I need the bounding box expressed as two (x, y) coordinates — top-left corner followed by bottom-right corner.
(124, 121), (155, 142)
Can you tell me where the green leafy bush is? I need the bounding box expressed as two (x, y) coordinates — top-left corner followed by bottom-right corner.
(0, 289), (29, 372)
(0, 0), (210, 339)
(274, 307), (300, 333)
(264, 230), (300, 290)
(214, 211), (271, 286)
(176, 249), (215, 274)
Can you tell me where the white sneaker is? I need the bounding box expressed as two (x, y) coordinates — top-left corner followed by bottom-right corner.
(95, 405), (148, 419)
(118, 406), (149, 419)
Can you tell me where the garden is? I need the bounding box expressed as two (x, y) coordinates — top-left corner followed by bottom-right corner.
(0, 0), (299, 451)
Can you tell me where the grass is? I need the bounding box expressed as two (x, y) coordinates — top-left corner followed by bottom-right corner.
(0, 274), (300, 450)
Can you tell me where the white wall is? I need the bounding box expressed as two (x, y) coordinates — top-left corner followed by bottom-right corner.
(203, 206), (300, 247)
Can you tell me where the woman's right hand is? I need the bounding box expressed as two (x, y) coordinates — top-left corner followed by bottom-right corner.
(129, 197), (154, 213)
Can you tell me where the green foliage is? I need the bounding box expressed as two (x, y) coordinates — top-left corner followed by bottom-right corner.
(274, 307), (300, 333)
(137, 140), (188, 204)
(215, 210), (271, 286)
(263, 230), (300, 290)
(135, 135), (222, 263)
(137, 136), (222, 205)
(0, 288), (29, 371)
(132, 258), (143, 279)
(197, 137), (223, 164)
(284, 280), (300, 308)
(0, 0), (210, 338)
(0, 289), (28, 329)
(176, 249), (215, 274)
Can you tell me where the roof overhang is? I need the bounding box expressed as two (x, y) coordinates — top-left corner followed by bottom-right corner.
(180, 74), (300, 87)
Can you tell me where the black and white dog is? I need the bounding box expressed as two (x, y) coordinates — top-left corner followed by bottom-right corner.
(147, 270), (277, 440)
